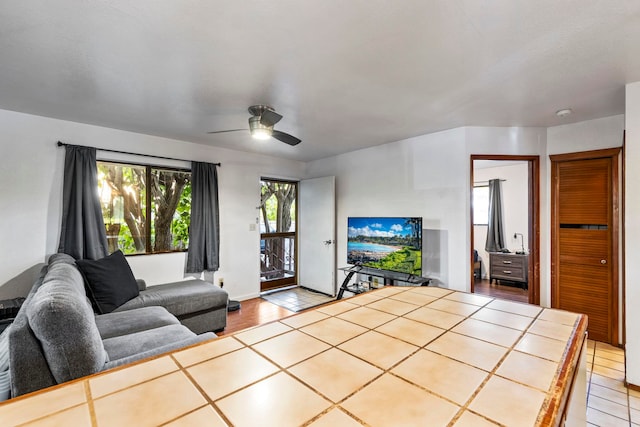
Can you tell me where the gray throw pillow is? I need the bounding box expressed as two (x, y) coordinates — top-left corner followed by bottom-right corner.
(27, 280), (108, 384)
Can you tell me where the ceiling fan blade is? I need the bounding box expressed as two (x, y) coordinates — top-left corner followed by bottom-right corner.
(206, 129), (246, 134)
(260, 109), (282, 127)
(272, 130), (301, 146)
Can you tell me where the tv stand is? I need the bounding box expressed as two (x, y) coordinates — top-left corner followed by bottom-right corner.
(336, 266), (431, 300)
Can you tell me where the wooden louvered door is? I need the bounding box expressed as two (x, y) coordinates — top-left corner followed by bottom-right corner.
(550, 148), (620, 344)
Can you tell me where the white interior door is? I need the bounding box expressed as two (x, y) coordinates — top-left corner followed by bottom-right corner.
(298, 176), (336, 295)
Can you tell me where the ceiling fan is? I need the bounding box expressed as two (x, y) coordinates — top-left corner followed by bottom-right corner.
(207, 105), (301, 146)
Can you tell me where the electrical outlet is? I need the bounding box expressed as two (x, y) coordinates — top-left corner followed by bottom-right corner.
(218, 278), (224, 288)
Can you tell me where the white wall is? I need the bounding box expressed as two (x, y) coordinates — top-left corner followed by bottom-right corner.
(308, 118), (626, 308)
(0, 109), (305, 301)
(1, 107), (632, 357)
(306, 126), (546, 293)
(547, 115), (625, 156)
(473, 162), (529, 278)
(625, 83), (640, 386)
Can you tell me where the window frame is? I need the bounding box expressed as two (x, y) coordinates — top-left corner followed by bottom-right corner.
(97, 160), (192, 256)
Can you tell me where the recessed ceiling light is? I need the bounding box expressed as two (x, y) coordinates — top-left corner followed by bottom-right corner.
(556, 108), (573, 117)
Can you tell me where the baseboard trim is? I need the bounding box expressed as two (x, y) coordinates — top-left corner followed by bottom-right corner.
(232, 292), (260, 301)
(626, 381), (640, 392)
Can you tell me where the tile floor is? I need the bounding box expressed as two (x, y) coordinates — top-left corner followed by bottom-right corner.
(261, 286), (335, 312)
(586, 340), (638, 426)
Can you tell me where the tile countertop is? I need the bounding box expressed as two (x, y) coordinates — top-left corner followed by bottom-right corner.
(0, 286), (587, 427)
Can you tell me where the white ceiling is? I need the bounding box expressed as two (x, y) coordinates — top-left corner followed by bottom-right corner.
(1, 1), (639, 162)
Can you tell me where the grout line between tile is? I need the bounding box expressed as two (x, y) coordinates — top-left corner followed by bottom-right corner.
(88, 368), (180, 401)
(587, 406), (631, 424)
(84, 380), (98, 427)
(157, 404), (210, 427)
(586, 341), (596, 406)
(171, 353), (235, 426)
(15, 401), (89, 427)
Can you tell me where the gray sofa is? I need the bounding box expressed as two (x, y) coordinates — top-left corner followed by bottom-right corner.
(113, 277), (228, 335)
(8, 253), (228, 397)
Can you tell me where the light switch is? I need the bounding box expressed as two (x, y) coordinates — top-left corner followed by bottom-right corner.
(249, 223), (256, 231)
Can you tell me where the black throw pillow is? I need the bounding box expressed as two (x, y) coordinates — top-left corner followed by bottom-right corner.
(76, 250), (140, 314)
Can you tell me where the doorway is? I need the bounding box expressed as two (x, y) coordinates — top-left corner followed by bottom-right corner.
(470, 155), (540, 305)
(550, 148), (621, 345)
(259, 178), (297, 292)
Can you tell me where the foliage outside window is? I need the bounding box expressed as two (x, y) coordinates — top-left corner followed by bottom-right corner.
(97, 161), (191, 255)
(473, 185), (489, 225)
(260, 181), (296, 233)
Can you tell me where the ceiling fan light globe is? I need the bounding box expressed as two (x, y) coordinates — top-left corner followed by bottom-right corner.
(249, 116), (273, 140)
(252, 129), (271, 140)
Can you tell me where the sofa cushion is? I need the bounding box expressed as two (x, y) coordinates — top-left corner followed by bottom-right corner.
(27, 280), (107, 384)
(76, 250), (140, 314)
(95, 306), (180, 339)
(102, 324), (197, 361)
(114, 279), (228, 318)
(103, 332), (216, 371)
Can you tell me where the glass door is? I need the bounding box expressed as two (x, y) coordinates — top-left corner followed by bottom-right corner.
(260, 178), (297, 292)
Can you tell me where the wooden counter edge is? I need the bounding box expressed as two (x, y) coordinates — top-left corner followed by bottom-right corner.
(536, 314), (588, 427)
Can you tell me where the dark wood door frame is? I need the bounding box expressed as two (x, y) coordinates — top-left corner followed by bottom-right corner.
(470, 155), (541, 305)
(550, 147), (621, 345)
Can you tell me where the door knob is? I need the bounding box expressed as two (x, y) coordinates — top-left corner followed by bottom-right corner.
(600, 259), (607, 264)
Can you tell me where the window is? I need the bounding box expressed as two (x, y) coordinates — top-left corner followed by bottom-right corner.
(473, 185), (489, 225)
(97, 161), (191, 255)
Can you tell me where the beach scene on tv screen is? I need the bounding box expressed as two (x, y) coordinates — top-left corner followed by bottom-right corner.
(347, 217), (422, 275)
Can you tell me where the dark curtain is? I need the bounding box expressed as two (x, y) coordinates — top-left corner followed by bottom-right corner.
(186, 162), (220, 273)
(485, 178), (505, 252)
(58, 145), (109, 260)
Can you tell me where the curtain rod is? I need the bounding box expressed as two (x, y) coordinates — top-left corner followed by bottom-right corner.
(473, 179), (507, 185)
(56, 141), (221, 166)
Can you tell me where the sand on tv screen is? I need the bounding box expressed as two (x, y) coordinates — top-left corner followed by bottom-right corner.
(347, 217), (422, 275)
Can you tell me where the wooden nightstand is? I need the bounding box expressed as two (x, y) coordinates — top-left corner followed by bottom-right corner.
(489, 252), (528, 288)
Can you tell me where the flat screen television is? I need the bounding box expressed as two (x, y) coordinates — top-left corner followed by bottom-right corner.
(347, 217), (422, 276)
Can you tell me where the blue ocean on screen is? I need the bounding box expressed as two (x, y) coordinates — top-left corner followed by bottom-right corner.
(347, 242), (395, 253)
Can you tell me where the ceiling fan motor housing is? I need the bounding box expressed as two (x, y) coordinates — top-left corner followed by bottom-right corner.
(248, 105), (273, 117)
